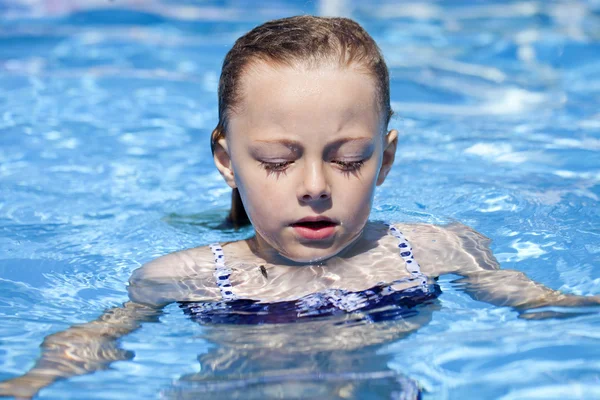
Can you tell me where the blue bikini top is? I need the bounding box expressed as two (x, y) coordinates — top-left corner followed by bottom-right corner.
(179, 224), (441, 325)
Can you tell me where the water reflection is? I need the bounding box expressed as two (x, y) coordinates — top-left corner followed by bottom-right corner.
(162, 304), (439, 399)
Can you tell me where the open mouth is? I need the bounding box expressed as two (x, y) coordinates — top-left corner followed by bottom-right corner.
(291, 220), (337, 230)
(291, 218), (338, 240)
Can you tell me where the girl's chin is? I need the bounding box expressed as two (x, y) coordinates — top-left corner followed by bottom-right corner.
(282, 256), (335, 265)
(282, 230), (364, 263)
(254, 228), (364, 264)
(284, 253), (334, 264)
(277, 244), (345, 264)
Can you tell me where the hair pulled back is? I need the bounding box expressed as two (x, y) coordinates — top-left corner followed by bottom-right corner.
(211, 15), (392, 228)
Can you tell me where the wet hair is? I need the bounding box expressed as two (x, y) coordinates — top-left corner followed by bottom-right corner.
(211, 15), (392, 228)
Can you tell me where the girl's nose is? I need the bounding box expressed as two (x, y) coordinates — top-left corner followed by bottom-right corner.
(298, 162), (331, 203)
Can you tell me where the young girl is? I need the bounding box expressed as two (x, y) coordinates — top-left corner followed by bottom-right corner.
(1, 15), (599, 399)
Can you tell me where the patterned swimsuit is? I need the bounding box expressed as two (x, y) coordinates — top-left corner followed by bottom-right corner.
(179, 224), (441, 325)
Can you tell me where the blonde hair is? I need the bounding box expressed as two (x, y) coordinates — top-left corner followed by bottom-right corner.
(211, 15), (392, 227)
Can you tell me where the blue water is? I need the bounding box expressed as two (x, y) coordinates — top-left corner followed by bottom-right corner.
(1, 0), (600, 398)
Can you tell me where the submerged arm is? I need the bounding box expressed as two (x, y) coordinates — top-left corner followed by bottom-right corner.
(409, 223), (600, 317)
(453, 269), (600, 316)
(0, 301), (163, 399)
(0, 247), (216, 398)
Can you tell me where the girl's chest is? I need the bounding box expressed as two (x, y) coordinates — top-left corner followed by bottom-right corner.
(224, 244), (414, 301)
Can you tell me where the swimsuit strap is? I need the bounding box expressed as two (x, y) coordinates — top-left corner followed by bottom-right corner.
(386, 223), (428, 289)
(210, 224), (428, 302)
(209, 244), (238, 301)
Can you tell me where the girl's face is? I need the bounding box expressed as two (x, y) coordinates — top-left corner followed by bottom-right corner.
(214, 62), (397, 263)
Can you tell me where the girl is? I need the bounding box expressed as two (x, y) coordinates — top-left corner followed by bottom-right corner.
(1, 15), (599, 399)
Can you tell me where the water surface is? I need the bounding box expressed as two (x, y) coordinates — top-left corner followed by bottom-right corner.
(1, 0), (599, 398)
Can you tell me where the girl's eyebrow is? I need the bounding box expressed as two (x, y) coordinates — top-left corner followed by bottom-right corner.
(249, 140), (302, 156)
(250, 137), (374, 157)
(324, 137), (375, 155)
(253, 139), (300, 147)
(328, 137), (373, 147)
(250, 139), (301, 151)
(253, 137), (373, 148)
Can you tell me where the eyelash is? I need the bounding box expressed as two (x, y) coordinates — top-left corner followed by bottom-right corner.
(332, 160), (364, 173)
(259, 161), (292, 176)
(259, 160), (365, 176)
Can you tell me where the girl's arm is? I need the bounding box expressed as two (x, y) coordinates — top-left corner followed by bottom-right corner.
(406, 223), (600, 316)
(451, 268), (600, 318)
(0, 248), (215, 398)
(0, 301), (163, 399)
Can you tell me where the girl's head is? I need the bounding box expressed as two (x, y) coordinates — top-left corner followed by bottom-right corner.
(212, 15), (397, 263)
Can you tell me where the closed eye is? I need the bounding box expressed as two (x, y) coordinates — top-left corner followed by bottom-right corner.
(259, 161), (293, 177)
(332, 160), (364, 175)
(259, 159), (365, 177)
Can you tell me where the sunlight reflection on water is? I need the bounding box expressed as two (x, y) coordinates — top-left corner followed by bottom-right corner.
(0, 0), (599, 398)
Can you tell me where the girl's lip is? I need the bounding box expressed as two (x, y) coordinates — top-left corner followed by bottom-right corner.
(290, 217), (338, 240)
(292, 224), (337, 240)
(291, 216), (337, 225)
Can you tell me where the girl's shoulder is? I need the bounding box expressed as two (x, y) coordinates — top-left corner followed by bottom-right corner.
(127, 245), (223, 306)
(133, 246), (214, 278)
(385, 221), (500, 277)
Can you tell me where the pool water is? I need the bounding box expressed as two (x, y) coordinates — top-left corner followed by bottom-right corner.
(1, 0), (600, 398)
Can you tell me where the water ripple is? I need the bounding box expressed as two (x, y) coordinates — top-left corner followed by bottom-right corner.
(1, 1), (600, 398)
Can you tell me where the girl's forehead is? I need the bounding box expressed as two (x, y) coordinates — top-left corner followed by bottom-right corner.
(231, 62), (383, 131)
(240, 60), (376, 94)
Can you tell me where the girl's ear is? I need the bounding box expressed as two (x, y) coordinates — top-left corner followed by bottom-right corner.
(213, 137), (237, 189)
(376, 129), (398, 186)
